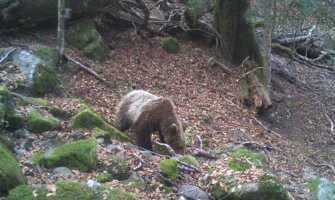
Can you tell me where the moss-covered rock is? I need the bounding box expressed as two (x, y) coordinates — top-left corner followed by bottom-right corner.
(108, 188), (138, 200)
(17, 97), (48, 106)
(230, 148), (266, 167)
(7, 185), (48, 200)
(49, 106), (69, 119)
(34, 137), (97, 172)
(120, 179), (146, 190)
(12, 49), (58, 96)
(308, 178), (335, 200)
(258, 174), (290, 200)
(0, 144), (27, 196)
(72, 105), (131, 142)
(159, 158), (179, 182)
(107, 157), (129, 180)
(27, 109), (61, 133)
(228, 159), (252, 171)
(0, 85), (9, 130)
(212, 182), (228, 199)
(162, 37), (180, 54)
(6, 112), (25, 131)
(8, 181), (138, 200)
(178, 155), (199, 167)
(67, 20), (108, 62)
(96, 173), (113, 183)
(0, 135), (15, 152)
(32, 45), (59, 66)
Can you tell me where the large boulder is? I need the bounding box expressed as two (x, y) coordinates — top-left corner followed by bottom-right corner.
(67, 20), (109, 62)
(309, 178), (335, 200)
(27, 108), (61, 133)
(0, 144), (27, 196)
(72, 104), (131, 142)
(1, 46), (59, 96)
(33, 137), (97, 172)
(7, 181), (138, 200)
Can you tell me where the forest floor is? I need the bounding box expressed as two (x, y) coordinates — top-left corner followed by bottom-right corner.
(4, 27), (335, 199)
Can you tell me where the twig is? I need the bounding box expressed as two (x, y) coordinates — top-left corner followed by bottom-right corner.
(325, 114), (334, 134)
(0, 48), (16, 64)
(251, 116), (283, 138)
(236, 67), (264, 82)
(64, 54), (112, 86)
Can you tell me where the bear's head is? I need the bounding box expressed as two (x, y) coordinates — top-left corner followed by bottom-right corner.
(165, 122), (185, 154)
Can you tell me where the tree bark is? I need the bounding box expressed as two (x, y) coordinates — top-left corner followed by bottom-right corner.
(57, 0), (65, 59)
(261, 0), (273, 90)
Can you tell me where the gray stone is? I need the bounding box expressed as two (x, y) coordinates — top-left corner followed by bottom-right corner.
(53, 167), (75, 177)
(177, 185), (209, 200)
(86, 180), (101, 189)
(272, 91), (286, 102)
(312, 178), (335, 200)
(40, 137), (65, 149)
(232, 183), (263, 200)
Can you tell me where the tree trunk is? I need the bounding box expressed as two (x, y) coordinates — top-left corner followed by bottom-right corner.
(57, 0), (65, 59)
(261, 0), (273, 90)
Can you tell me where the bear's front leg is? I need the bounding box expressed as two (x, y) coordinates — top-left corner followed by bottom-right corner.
(136, 133), (153, 151)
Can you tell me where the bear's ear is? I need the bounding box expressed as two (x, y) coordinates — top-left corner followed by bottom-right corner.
(170, 123), (178, 134)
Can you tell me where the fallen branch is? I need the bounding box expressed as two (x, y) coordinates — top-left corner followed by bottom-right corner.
(208, 57), (233, 75)
(0, 47), (16, 64)
(236, 67), (263, 83)
(325, 114), (334, 135)
(272, 44), (334, 72)
(251, 116), (282, 138)
(64, 54), (113, 86)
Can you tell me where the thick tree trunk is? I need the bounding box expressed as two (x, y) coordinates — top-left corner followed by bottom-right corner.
(0, 0), (112, 29)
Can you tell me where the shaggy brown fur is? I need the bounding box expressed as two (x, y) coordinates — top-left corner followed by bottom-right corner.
(115, 90), (185, 154)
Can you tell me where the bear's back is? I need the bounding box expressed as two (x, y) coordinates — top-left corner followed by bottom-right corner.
(123, 90), (159, 123)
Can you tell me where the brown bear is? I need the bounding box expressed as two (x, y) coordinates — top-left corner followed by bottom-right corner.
(115, 90), (185, 154)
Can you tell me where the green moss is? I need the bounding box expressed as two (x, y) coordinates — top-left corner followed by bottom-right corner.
(178, 155), (199, 167)
(0, 85), (9, 104)
(83, 42), (109, 62)
(51, 181), (102, 200)
(67, 21), (98, 50)
(17, 97), (48, 106)
(0, 85), (9, 130)
(162, 37), (180, 54)
(67, 20), (108, 62)
(0, 135), (15, 152)
(6, 112), (25, 131)
(33, 63), (58, 95)
(121, 179), (146, 190)
(228, 159), (252, 171)
(27, 109), (61, 133)
(35, 138), (97, 172)
(308, 178), (321, 200)
(159, 158), (179, 182)
(49, 106), (69, 119)
(234, 20), (264, 66)
(108, 188), (138, 200)
(232, 148), (266, 167)
(72, 106), (131, 142)
(259, 174), (290, 200)
(32, 45), (59, 66)
(7, 185), (48, 200)
(212, 183), (228, 199)
(0, 144), (27, 196)
(187, 0), (212, 19)
(108, 157), (129, 180)
(96, 173), (113, 183)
